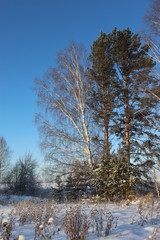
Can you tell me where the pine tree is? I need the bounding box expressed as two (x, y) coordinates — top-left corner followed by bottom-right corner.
(112, 28), (156, 173)
(92, 28), (158, 199)
(55, 175), (63, 190)
(65, 161), (94, 199)
(95, 148), (133, 200)
(89, 32), (117, 157)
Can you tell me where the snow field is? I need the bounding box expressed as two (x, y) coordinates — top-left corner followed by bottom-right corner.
(0, 193), (160, 239)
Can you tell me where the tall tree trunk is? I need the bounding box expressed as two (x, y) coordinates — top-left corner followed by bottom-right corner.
(125, 75), (130, 171)
(104, 116), (109, 156)
(103, 79), (109, 157)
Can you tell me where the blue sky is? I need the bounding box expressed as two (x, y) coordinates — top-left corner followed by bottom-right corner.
(0, 0), (150, 163)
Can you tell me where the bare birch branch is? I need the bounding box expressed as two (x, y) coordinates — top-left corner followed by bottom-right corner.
(35, 42), (93, 173)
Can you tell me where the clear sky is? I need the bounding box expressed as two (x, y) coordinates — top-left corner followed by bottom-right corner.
(0, 0), (150, 163)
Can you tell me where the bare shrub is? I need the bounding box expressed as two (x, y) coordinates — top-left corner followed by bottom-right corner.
(147, 228), (160, 240)
(35, 222), (55, 240)
(14, 199), (56, 227)
(89, 206), (117, 238)
(137, 193), (155, 226)
(1, 219), (13, 240)
(63, 206), (88, 240)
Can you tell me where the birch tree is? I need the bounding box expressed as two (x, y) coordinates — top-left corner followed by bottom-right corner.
(142, 0), (160, 161)
(34, 42), (93, 174)
(144, 0), (160, 103)
(144, 0), (160, 41)
(144, 2), (160, 196)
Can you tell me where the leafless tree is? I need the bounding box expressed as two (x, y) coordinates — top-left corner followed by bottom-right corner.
(144, 2), (160, 196)
(143, 0), (160, 123)
(144, 0), (160, 41)
(0, 137), (11, 183)
(5, 153), (38, 195)
(34, 42), (93, 175)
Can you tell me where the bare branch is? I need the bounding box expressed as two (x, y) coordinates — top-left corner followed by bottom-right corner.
(34, 42), (93, 174)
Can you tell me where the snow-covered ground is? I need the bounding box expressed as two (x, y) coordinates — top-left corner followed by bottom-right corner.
(0, 194), (160, 239)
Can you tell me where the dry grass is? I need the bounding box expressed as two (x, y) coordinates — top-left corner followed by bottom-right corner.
(63, 206), (88, 240)
(0, 199), (117, 239)
(129, 193), (160, 227)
